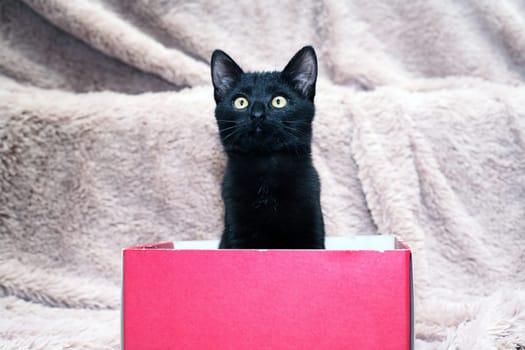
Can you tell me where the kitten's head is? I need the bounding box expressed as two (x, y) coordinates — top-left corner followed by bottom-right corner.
(211, 46), (317, 155)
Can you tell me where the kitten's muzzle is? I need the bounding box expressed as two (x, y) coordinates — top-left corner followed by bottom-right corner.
(250, 101), (265, 121)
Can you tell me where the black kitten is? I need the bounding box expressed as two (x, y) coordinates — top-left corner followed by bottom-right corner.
(211, 46), (325, 249)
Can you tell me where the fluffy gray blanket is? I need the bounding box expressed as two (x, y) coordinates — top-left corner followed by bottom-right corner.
(1, 0), (524, 348)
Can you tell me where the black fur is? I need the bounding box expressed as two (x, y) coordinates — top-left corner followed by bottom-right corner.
(211, 46), (325, 249)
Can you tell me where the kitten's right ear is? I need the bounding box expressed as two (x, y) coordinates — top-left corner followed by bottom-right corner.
(211, 50), (243, 103)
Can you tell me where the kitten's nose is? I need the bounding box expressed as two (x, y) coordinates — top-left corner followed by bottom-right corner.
(250, 101), (265, 121)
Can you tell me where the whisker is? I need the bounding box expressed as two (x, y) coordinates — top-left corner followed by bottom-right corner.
(222, 128), (243, 142)
(220, 125), (239, 132)
(284, 120), (310, 125)
(261, 120), (308, 140)
(282, 125), (307, 137)
(281, 125), (301, 131)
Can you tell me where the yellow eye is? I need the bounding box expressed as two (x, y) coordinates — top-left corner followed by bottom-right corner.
(233, 96), (249, 109)
(271, 96), (287, 108)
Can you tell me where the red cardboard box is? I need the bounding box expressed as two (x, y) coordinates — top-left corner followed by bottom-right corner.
(122, 236), (413, 350)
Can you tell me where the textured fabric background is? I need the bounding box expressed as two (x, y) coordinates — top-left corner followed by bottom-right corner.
(1, 0), (524, 348)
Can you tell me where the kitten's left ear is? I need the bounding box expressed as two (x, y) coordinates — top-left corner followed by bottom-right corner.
(282, 46), (318, 101)
(211, 50), (244, 103)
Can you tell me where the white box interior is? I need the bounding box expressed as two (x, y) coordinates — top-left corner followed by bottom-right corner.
(173, 235), (397, 250)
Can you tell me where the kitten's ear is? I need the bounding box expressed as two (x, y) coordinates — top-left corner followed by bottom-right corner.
(282, 46), (317, 101)
(211, 50), (243, 103)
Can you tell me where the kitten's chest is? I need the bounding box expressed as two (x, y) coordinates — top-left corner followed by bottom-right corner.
(249, 161), (286, 207)
(252, 176), (277, 210)
(228, 156), (301, 207)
